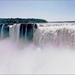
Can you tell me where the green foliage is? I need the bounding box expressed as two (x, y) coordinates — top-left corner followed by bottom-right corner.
(0, 18), (48, 24)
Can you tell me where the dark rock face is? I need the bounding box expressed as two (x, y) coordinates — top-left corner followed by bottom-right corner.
(34, 24), (37, 29)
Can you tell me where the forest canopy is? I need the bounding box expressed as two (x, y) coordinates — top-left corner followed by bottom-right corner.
(0, 18), (48, 24)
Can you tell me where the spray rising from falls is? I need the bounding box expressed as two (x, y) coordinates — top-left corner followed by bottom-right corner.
(0, 23), (75, 74)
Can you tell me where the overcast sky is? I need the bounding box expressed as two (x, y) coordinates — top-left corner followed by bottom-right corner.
(0, 1), (75, 21)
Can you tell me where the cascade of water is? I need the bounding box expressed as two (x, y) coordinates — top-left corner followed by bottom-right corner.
(1, 23), (75, 49)
(0, 23), (37, 43)
(9, 24), (16, 41)
(25, 24), (27, 42)
(32, 24), (34, 41)
(9, 25), (14, 41)
(33, 25), (75, 49)
(32, 24), (37, 41)
(9, 24), (21, 42)
(16, 24), (21, 42)
(1, 24), (4, 39)
(20, 24), (23, 41)
(9, 25), (13, 40)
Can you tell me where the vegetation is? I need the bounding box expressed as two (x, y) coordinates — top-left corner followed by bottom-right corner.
(0, 18), (48, 24)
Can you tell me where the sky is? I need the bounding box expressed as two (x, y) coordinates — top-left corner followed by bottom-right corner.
(0, 0), (75, 21)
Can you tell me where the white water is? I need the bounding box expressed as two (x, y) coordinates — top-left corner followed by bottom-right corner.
(0, 23), (75, 74)
(9, 24), (21, 42)
(1, 24), (4, 39)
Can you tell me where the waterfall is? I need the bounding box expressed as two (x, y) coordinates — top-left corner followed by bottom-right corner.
(25, 25), (27, 42)
(1, 23), (75, 49)
(33, 24), (75, 49)
(9, 24), (16, 41)
(9, 24), (21, 42)
(16, 24), (21, 42)
(1, 24), (4, 39)
(9, 23), (36, 43)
